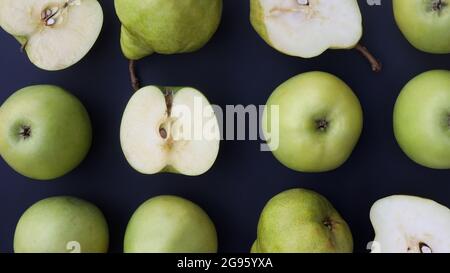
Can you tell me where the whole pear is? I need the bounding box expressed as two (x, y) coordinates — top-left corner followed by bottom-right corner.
(253, 189), (353, 253)
(114, 0), (223, 60)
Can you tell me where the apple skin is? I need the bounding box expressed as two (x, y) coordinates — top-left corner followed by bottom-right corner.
(263, 71), (363, 172)
(14, 196), (109, 253)
(393, 70), (450, 169)
(0, 85), (92, 180)
(254, 188), (353, 253)
(393, 0), (450, 54)
(114, 0), (222, 60)
(124, 195), (217, 253)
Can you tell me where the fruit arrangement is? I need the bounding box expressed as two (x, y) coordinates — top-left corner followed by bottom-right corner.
(0, 0), (449, 253)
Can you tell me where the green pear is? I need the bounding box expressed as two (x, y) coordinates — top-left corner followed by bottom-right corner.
(124, 195), (218, 253)
(393, 0), (450, 54)
(253, 188), (353, 253)
(0, 85), (92, 180)
(114, 0), (223, 60)
(263, 71), (363, 173)
(14, 196), (109, 253)
(393, 70), (450, 169)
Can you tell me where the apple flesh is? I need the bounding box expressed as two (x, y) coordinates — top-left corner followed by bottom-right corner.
(0, 85), (92, 180)
(120, 86), (220, 176)
(14, 196), (109, 253)
(393, 70), (450, 169)
(263, 71), (363, 172)
(393, 0), (450, 54)
(124, 195), (217, 253)
(252, 188), (353, 253)
(0, 0), (103, 71)
(370, 195), (450, 253)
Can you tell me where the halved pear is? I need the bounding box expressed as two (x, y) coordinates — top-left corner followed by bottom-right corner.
(250, 0), (381, 71)
(251, 0), (363, 58)
(370, 195), (450, 253)
(120, 86), (220, 176)
(0, 0), (103, 71)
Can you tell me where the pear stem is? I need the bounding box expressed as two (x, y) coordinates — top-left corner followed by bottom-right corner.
(129, 60), (140, 91)
(355, 43), (382, 72)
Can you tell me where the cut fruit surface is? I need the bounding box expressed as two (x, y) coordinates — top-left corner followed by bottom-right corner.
(0, 0), (103, 70)
(370, 195), (450, 253)
(120, 86), (220, 176)
(251, 0), (363, 58)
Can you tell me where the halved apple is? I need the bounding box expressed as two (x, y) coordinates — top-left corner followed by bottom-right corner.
(120, 86), (220, 176)
(370, 195), (450, 253)
(0, 0), (103, 71)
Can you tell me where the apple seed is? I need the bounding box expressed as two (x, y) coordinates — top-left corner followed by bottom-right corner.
(419, 242), (432, 253)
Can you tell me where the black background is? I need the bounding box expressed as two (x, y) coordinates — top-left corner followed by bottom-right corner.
(0, 1), (449, 253)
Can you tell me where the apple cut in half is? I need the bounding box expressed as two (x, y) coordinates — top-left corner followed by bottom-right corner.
(0, 0), (103, 71)
(250, 0), (363, 58)
(370, 195), (450, 253)
(120, 86), (220, 176)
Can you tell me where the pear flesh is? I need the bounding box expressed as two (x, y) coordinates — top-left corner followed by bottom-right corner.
(0, 0), (103, 71)
(120, 86), (220, 176)
(370, 195), (450, 253)
(251, 0), (363, 58)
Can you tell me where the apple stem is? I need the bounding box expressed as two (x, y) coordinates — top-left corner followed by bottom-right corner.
(355, 44), (382, 72)
(129, 60), (140, 91)
(20, 42), (27, 52)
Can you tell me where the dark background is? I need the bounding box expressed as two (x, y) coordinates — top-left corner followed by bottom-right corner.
(0, 1), (449, 253)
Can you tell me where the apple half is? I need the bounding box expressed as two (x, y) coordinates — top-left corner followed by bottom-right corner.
(0, 0), (103, 71)
(120, 86), (220, 176)
(250, 0), (381, 71)
(370, 195), (450, 253)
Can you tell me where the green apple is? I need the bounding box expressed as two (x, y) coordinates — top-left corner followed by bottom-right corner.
(0, 0), (103, 70)
(114, 0), (222, 60)
(370, 195), (450, 253)
(263, 71), (363, 172)
(120, 86), (220, 176)
(124, 195), (217, 253)
(393, 0), (450, 54)
(0, 85), (92, 180)
(252, 188), (353, 253)
(14, 196), (109, 253)
(393, 70), (450, 169)
(250, 0), (381, 71)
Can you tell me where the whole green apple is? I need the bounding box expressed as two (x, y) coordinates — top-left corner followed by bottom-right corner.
(114, 0), (222, 60)
(14, 196), (109, 253)
(252, 188), (353, 253)
(263, 71), (363, 172)
(0, 85), (92, 180)
(393, 0), (450, 54)
(393, 70), (450, 169)
(124, 195), (217, 253)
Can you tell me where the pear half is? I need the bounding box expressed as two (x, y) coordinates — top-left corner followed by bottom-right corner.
(0, 0), (103, 71)
(120, 86), (220, 176)
(250, 0), (363, 58)
(250, 0), (381, 71)
(370, 195), (450, 253)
